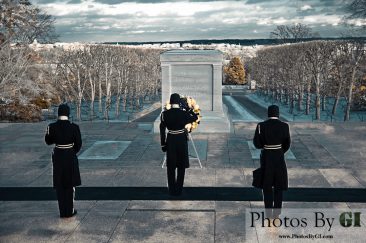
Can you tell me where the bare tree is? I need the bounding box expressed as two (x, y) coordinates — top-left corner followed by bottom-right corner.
(43, 45), (162, 121)
(291, 44), (308, 112)
(0, 0), (60, 121)
(347, 0), (366, 19)
(99, 46), (118, 120)
(249, 39), (366, 122)
(270, 23), (316, 43)
(56, 49), (88, 120)
(343, 41), (365, 121)
(329, 41), (349, 115)
(0, 44), (34, 99)
(114, 47), (133, 118)
(304, 41), (335, 120)
(0, 0), (58, 44)
(82, 46), (97, 120)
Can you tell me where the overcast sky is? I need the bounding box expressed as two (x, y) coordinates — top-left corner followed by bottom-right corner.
(30, 0), (365, 42)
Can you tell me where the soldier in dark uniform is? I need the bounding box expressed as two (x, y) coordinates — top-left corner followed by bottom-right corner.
(253, 105), (291, 219)
(160, 93), (198, 196)
(45, 104), (82, 218)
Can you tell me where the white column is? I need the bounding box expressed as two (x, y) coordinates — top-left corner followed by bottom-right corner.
(212, 64), (223, 112)
(161, 63), (171, 109)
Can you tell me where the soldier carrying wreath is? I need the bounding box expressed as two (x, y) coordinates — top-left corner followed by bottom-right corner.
(160, 93), (199, 196)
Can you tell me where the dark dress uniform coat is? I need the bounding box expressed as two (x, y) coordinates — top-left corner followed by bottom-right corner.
(160, 108), (198, 169)
(45, 120), (82, 188)
(253, 118), (291, 190)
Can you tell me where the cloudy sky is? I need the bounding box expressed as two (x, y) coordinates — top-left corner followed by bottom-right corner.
(30, 0), (364, 42)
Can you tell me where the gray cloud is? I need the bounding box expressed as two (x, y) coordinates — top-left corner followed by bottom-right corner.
(29, 0), (363, 42)
(92, 0), (242, 3)
(33, 0), (60, 3)
(245, 0), (278, 4)
(92, 0), (184, 4)
(67, 0), (82, 4)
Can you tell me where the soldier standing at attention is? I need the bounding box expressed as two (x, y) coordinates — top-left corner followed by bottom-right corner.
(253, 105), (291, 219)
(45, 104), (82, 218)
(160, 93), (198, 196)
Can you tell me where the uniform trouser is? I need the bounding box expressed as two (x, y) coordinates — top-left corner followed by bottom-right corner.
(263, 187), (283, 218)
(167, 167), (185, 195)
(56, 187), (74, 217)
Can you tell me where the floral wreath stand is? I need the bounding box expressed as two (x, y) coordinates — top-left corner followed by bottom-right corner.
(161, 133), (203, 169)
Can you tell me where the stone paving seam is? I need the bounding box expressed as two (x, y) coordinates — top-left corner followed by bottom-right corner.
(27, 166), (53, 186)
(248, 201), (260, 243)
(133, 139), (151, 162)
(110, 167), (125, 186)
(311, 134), (344, 167)
(299, 134), (340, 166)
(319, 169), (364, 188)
(213, 200), (217, 243)
(213, 208), (217, 243)
(63, 200), (96, 243)
(351, 171), (366, 188)
(107, 201), (130, 243)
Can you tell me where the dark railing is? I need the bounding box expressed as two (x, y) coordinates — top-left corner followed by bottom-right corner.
(1, 187), (366, 202)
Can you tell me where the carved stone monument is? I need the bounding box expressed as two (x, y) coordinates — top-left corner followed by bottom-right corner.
(154, 50), (230, 133)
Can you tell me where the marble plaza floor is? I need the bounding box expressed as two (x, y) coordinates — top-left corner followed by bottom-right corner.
(1, 120), (366, 242)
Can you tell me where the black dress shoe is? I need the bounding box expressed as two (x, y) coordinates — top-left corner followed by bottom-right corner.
(62, 210), (77, 218)
(71, 210), (77, 217)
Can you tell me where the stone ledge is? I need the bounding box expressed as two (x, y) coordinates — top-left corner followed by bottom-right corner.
(1, 187), (366, 202)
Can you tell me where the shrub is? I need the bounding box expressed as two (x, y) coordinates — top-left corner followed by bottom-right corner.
(0, 100), (42, 122)
(30, 97), (50, 109)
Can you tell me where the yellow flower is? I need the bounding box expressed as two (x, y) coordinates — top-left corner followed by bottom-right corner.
(191, 99), (196, 106)
(187, 99), (193, 108)
(166, 104), (171, 110)
(185, 123), (192, 130)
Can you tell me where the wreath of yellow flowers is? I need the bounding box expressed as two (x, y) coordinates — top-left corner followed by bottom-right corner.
(164, 95), (201, 133)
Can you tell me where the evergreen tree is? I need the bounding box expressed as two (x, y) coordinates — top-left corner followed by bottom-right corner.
(224, 57), (246, 85)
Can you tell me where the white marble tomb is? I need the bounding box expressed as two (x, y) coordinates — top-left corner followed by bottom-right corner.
(154, 50), (230, 133)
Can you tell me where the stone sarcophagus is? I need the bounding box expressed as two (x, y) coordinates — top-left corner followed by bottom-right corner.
(154, 50), (230, 133)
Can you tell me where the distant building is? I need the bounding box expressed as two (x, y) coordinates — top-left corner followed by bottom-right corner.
(249, 80), (256, 90)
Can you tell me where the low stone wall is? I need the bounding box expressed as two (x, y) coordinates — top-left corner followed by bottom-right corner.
(129, 102), (161, 122)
